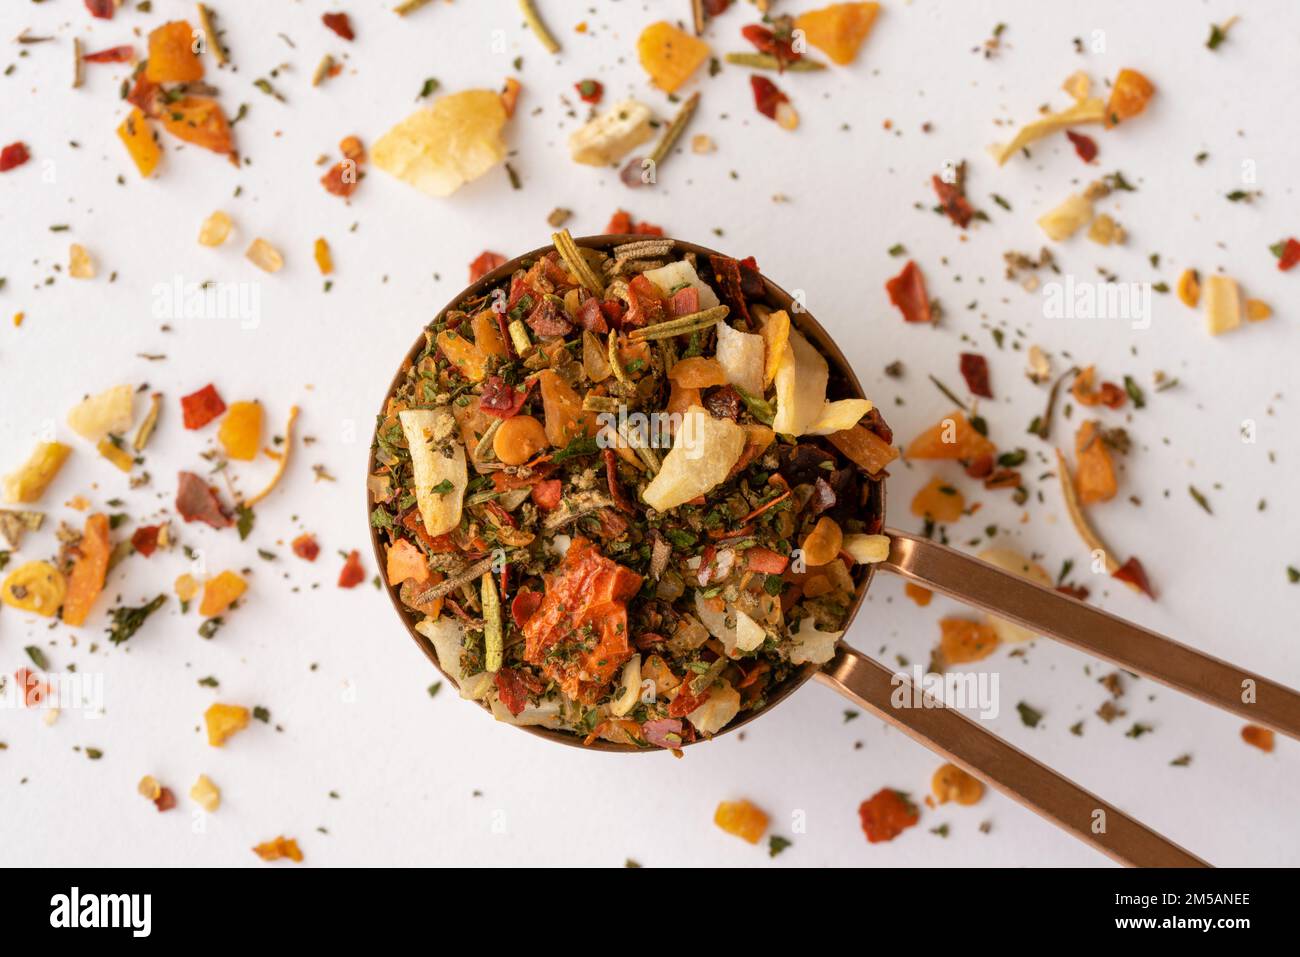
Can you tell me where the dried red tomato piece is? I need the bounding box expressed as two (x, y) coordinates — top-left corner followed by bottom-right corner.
(529, 478), (563, 511)
(126, 73), (160, 116)
(604, 209), (664, 235)
(624, 274), (666, 327)
(858, 788), (919, 843)
(83, 45), (134, 63)
(321, 12), (355, 40)
(1066, 130), (1098, 163)
(337, 550), (365, 588)
(84, 0), (116, 19)
(959, 352), (992, 398)
(749, 75), (788, 120)
(175, 471), (233, 529)
(154, 787), (177, 812)
(0, 142), (30, 173)
(1112, 556), (1155, 600)
(741, 24), (802, 68)
(1276, 237), (1300, 272)
(707, 254), (753, 328)
(469, 250), (507, 283)
(511, 589), (543, 628)
(180, 383), (226, 430)
(493, 668), (532, 716)
(575, 79), (603, 104)
(885, 260), (932, 323)
(478, 375), (529, 419)
(932, 174), (975, 228)
(292, 533), (320, 561)
(576, 295), (609, 333)
(131, 525), (162, 557)
(320, 160), (360, 198)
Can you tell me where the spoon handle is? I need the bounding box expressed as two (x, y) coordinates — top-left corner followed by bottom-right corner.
(816, 647), (1208, 867)
(880, 529), (1300, 741)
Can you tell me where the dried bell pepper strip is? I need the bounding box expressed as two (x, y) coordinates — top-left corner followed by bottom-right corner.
(0, 142), (31, 173)
(858, 788), (919, 843)
(337, 550), (365, 588)
(84, 45), (134, 63)
(604, 209), (664, 235)
(740, 23), (802, 68)
(959, 353), (992, 398)
(62, 513), (111, 627)
(181, 383), (227, 430)
(749, 75), (796, 129)
(1274, 237), (1300, 272)
(1066, 129), (1098, 163)
(243, 405), (299, 507)
(322, 12), (355, 40)
(885, 260), (932, 324)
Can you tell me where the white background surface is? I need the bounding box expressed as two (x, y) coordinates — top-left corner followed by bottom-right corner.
(2, 0), (1298, 867)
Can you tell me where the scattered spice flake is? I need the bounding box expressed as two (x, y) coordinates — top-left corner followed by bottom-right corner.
(1170, 753), (1192, 767)
(768, 835), (792, 857)
(314, 237), (334, 276)
(131, 525), (162, 557)
(1188, 485), (1213, 515)
(714, 799), (769, 843)
(246, 237), (285, 272)
(932, 163), (975, 228)
(1241, 725), (1275, 753)
(106, 594), (167, 645)
(153, 787), (177, 812)
(1272, 238), (1300, 272)
(885, 260), (932, 324)
(1016, 701), (1043, 728)
(575, 79), (603, 104)
(180, 384), (227, 430)
(322, 12), (355, 40)
(469, 251), (508, 283)
(1112, 556), (1156, 600)
(1065, 130), (1098, 163)
(0, 142), (31, 173)
(959, 353), (992, 398)
(858, 788), (919, 844)
(338, 550), (365, 588)
(253, 836), (303, 863)
(1126, 722), (1153, 739)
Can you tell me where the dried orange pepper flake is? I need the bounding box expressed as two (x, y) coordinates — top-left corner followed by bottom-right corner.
(1241, 725), (1274, 753)
(314, 237), (334, 275)
(205, 703), (250, 746)
(904, 582), (933, 607)
(199, 570), (247, 617)
(218, 401), (263, 461)
(253, 836), (303, 862)
(939, 617), (999, 664)
(931, 763), (984, 806)
(714, 799), (769, 844)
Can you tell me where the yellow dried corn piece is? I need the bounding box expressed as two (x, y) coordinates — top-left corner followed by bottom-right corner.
(204, 703), (250, 747)
(190, 774), (221, 812)
(69, 244), (96, 279)
(246, 238), (284, 273)
(198, 211), (232, 247)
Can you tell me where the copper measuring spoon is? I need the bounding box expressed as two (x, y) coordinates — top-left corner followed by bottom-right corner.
(370, 236), (1300, 867)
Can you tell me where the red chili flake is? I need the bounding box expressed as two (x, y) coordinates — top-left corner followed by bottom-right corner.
(180, 384), (226, 430)
(84, 0), (116, 20)
(858, 788), (920, 843)
(1275, 237), (1300, 272)
(0, 142), (31, 173)
(624, 274), (666, 328)
(749, 75), (788, 120)
(604, 209), (664, 235)
(575, 79), (603, 104)
(493, 668), (531, 716)
(125, 72), (160, 115)
(291, 534), (320, 561)
(131, 525), (161, 557)
(959, 352), (993, 398)
(321, 12), (355, 40)
(932, 174), (975, 228)
(511, 589), (543, 628)
(14, 668), (48, 707)
(176, 472), (234, 529)
(708, 254), (753, 328)
(576, 295), (609, 334)
(529, 478), (563, 511)
(83, 45), (134, 63)
(740, 24), (802, 68)
(885, 260), (933, 324)
(154, 787), (177, 812)
(667, 680), (711, 717)
(469, 250), (507, 283)
(1112, 556), (1156, 600)
(603, 450), (636, 515)
(478, 375), (529, 419)
(320, 161), (360, 198)
(337, 550), (365, 588)
(1065, 130), (1098, 163)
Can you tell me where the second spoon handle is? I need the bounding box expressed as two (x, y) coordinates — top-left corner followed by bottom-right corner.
(880, 529), (1300, 741)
